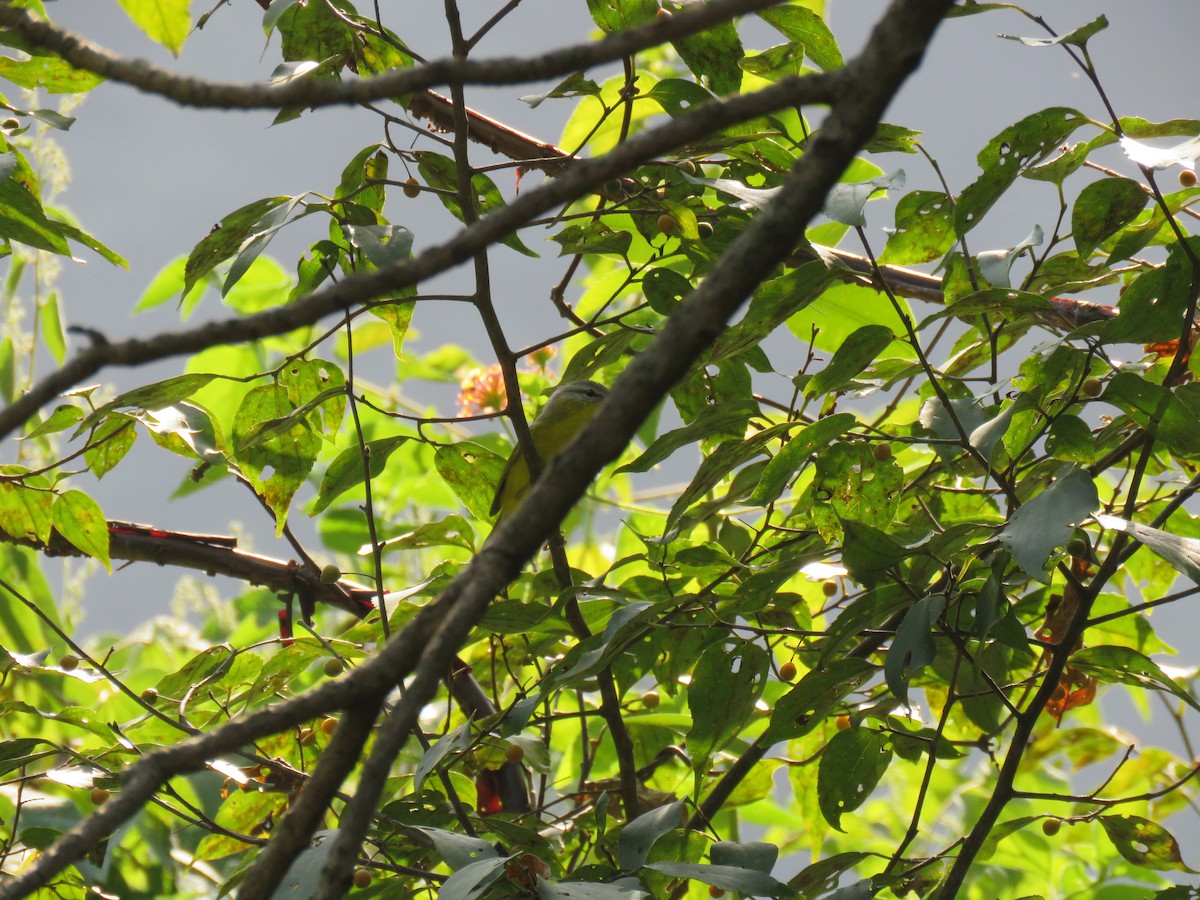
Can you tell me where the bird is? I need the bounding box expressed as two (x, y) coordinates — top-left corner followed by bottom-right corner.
(490, 380), (608, 521)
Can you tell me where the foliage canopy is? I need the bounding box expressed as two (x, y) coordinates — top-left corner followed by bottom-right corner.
(0, 0), (1199, 898)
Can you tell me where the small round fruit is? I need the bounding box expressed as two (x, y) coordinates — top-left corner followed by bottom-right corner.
(323, 658), (345, 677)
(402, 177), (421, 198)
(835, 714), (851, 731)
(779, 661), (798, 682)
(320, 717), (339, 736)
(59, 654), (79, 672)
(1081, 377), (1103, 398)
(1180, 169), (1198, 188)
(641, 691), (661, 709)
(504, 743), (525, 764)
(697, 221), (714, 239)
(1066, 538), (1089, 559)
(677, 160), (696, 176)
(822, 581), (839, 598)
(299, 727), (316, 746)
(141, 687), (159, 704)
(90, 787), (110, 805)
(319, 564), (341, 584)
(872, 442), (893, 461)
(353, 868), (373, 889)
(656, 213), (678, 235)
(1041, 818), (1061, 836)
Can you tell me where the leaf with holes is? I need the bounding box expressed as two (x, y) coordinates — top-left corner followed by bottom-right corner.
(687, 641), (769, 776)
(1098, 814), (1197, 872)
(817, 727), (893, 831)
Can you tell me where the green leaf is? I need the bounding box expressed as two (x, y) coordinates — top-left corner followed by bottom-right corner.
(884, 593), (945, 704)
(82, 417), (137, 479)
(879, 191), (954, 265)
(1097, 371), (1200, 458)
(313, 435), (411, 515)
(618, 401), (757, 474)
(956, 108), (1089, 235)
(749, 412), (856, 505)
(839, 519), (910, 589)
(686, 641), (769, 774)
(1098, 814), (1197, 872)
(671, 11), (742, 95)
(0, 55), (104, 93)
(0, 468), (53, 543)
(709, 261), (834, 361)
(1104, 238), (1200, 343)
(51, 491), (109, 571)
(115, 0), (191, 54)
(26, 404), (84, 439)
(1071, 645), (1200, 714)
(757, 6), (844, 70)
(182, 196), (292, 298)
(36, 292), (65, 364)
(618, 798), (684, 870)
(817, 728), (893, 831)
(414, 152), (536, 257)
(0, 165), (70, 254)
(999, 468), (1098, 577)
(806, 324), (894, 397)
(644, 862), (787, 897)
(1000, 15), (1108, 49)
(1095, 514), (1200, 584)
(810, 442), (903, 540)
(551, 222), (633, 258)
(1071, 177), (1147, 257)
(765, 658), (874, 744)
(76, 374), (217, 435)
(739, 42), (805, 83)
(231, 384), (320, 533)
(435, 442), (503, 523)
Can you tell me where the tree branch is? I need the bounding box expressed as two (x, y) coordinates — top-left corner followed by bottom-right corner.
(0, 0), (781, 109)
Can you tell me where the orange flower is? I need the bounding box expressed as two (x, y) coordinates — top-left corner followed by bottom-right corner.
(523, 344), (557, 373)
(457, 366), (507, 417)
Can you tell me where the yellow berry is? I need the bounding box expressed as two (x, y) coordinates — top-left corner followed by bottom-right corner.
(779, 661), (798, 682)
(1180, 169), (1197, 188)
(656, 213), (678, 235)
(822, 581), (839, 598)
(319, 564), (341, 584)
(1042, 818), (1061, 836)
(320, 717), (339, 736)
(299, 728), (316, 746)
(402, 177), (421, 198)
(504, 743), (525, 764)
(641, 691), (661, 709)
(1081, 377), (1103, 398)
(323, 658), (344, 677)
(90, 787), (110, 805)
(353, 868), (372, 888)
(141, 688), (158, 704)
(835, 715), (851, 731)
(59, 654), (79, 671)
(872, 442), (892, 461)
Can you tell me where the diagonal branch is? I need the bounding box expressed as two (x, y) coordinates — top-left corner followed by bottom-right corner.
(0, 0), (782, 109)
